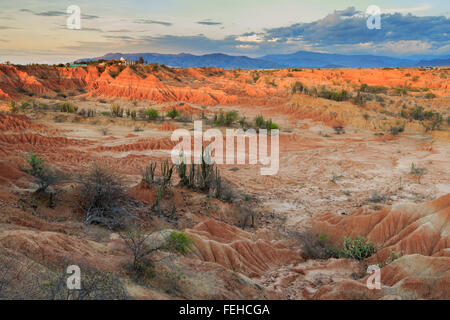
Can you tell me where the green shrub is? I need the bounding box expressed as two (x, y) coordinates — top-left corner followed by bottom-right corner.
(166, 107), (180, 119)
(110, 104), (124, 117)
(214, 110), (239, 126)
(291, 81), (304, 93)
(23, 152), (45, 176)
(424, 92), (436, 99)
(265, 118), (279, 130)
(338, 236), (376, 261)
(87, 109), (96, 117)
(20, 102), (30, 110)
(410, 106), (424, 120)
(255, 114), (265, 128)
(9, 101), (18, 113)
(165, 231), (193, 255)
(144, 108), (159, 120)
(254, 115), (279, 131)
(360, 84), (388, 94)
(318, 88), (348, 101)
(389, 125), (404, 136)
(23, 152), (59, 193)
(58, 102), (77, 113)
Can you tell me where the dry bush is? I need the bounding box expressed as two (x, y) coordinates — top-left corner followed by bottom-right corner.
(78, 165), (131, 228)
(119, 226), (192, 279)
(237, 205), (256, 229)
(119, 225), (158, 272)
(41, 265), (128, 300)
(0, 251), (35, 299)
(1, 249), (127, 300)
(294, 231), (338, 260)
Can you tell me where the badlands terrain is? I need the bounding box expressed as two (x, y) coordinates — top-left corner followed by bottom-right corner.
(0, 63), (448, 299)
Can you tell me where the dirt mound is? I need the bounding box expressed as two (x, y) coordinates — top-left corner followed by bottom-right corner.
(312, 194), (450, 263)
(312, 254), (449, 300)
(0, 229), (128, 271)
(186, 219), (300, 277)
(0, 160), (27, 186)
(128, 181), (156, 204)
(0, 113), (42, 132)
(93, 137), (175, 152)
(0, 133), (89, 152)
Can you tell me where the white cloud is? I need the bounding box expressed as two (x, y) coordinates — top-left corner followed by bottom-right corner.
(382, 4), (431, 14)
(235, 34), (264, 43)
(235, 44), (257, 49)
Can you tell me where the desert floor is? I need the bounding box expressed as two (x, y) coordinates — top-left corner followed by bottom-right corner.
(0, 64), (448, 299)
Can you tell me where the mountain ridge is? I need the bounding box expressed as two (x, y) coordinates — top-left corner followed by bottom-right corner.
(78, 51), (450, 69)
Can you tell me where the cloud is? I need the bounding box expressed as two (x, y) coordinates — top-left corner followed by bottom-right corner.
(15, 6), (450, 58)
(134, 19), (172, 26)
(139, 34), (238, 53)
(55, 24), (102, 32)
(121, 8), (450, 56)
(108, 29), (132, 33)
(235, 44), (258, 49)
(81, 14), (100, 20)
(262, 7), (450, 48)
(197, 19), (222, 26)
(34, 10), (66, 17)
(20, 9), (99, 19)
(104, 35), (135, 41)
(0, 15), (14, 20)
(235, 33), (265, 43)
(382, 4), (431, 14)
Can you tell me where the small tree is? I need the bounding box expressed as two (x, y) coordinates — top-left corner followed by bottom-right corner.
(145, 108), (159, 121)
(166, 107), (180, 119)
(23, 152), (60, 193)
(119, 226), (156, 272)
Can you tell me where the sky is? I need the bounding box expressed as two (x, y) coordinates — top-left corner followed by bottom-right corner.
(0, 0), (449, 64)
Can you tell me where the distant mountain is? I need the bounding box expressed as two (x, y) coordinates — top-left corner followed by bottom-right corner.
(416, 58), (450, 67)
(260, 51), (416, 68)
(78, 51), (450, 69)
(78, 52), (283, 69)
